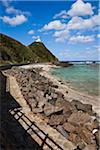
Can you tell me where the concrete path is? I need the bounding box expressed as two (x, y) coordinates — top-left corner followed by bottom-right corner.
(8, 75), (76, 150)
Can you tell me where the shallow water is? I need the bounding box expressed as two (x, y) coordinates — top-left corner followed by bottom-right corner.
(51, 64), (100, 96)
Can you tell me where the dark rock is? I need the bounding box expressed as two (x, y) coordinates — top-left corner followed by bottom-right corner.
(71, 100), (93, 115)
(94, 130), (100, 146)
(52, 84), (58, 88)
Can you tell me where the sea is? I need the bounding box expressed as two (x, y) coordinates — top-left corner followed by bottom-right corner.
(51, 63), (100, 97)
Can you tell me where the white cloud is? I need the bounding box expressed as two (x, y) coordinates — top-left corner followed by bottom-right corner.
(69, 35), (95, 43)
(53, 10), (68, 19)
(67, 0), (93, 17)
(54, 29), (69, 42)
(0, 15), (27, 26)
(67, 15), (100, 30)
(43, 20), (66, 30)
(6, 6), (31, 16)
(97, 34), (100, 38)
(28, 30), (35, 35)
(1, 0), (30, 26)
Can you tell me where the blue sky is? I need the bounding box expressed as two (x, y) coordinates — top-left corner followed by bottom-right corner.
(0, 0), (100, 61)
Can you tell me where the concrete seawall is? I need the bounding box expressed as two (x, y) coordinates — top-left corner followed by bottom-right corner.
(1, 72), (76, 150)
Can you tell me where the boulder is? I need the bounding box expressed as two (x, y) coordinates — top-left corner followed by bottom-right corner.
(84, 119), (99, 132)
(56, 91), (64, 99)
(68, 133), (86, 149)
(43, 103), (63, 116)
(79, 127), (96, 145)
(48, 114), (66, 126)
(68, 133), (81, 145)
(83, 144), (97, 150)
(94, 130), (100, 146)
(52, 84), (58, 88)
(68, 111), (91, 126)
(63, 101), (77, 115)
(55, 99), (64, 108)
(57, 125), (69, 138)
(71, 100), (93, 115)
(63, 122), (76, 133)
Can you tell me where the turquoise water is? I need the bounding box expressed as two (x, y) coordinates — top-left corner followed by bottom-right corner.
(51, 64), (100, 96)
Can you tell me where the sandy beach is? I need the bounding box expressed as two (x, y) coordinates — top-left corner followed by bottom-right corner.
(20, 63), (100, 117)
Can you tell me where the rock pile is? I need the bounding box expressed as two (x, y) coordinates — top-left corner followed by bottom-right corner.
(4, 67), (99, 150)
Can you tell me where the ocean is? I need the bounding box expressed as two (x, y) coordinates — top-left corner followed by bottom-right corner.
(51, 64), (100, 96)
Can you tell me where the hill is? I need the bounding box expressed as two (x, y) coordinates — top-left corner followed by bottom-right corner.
(28, 41), (58, 62)
(0, 33), (58, 64)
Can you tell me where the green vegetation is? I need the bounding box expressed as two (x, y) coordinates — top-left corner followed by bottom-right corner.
(28, 42), (58, 62)
(0, 33), (58, 65)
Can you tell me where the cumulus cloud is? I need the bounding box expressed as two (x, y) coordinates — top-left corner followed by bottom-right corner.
(43, 20), (66, 30)
(48, 14), (100, 42)
(54, 29), (69, 42)
(6, 6), (31, 16)
(67, 0), (93, 17)
(67, 15), (100, 30)
(28, 30), (35, 35)
(40, 0), (100, 43)
(0, 15), (27, 26)
(69, 35), (95, 43)
(53, 10), (68, 19)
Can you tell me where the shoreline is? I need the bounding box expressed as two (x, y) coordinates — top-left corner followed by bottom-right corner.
(3, 63), (100, 149)
(20, 63), (100, 117)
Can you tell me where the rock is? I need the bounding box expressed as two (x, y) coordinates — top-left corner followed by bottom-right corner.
(94, 130), (100, 146)
(43, 103), (63, 116)
(84, 119), (99, 132)
(48, 115), (66, 126)
(47, 98), (56, 105)
(68, 133), (80, 145)
(50, 93), (58, 99)
(57, 125), (69, 138)
(52, 84), (58, 88)
(55, 99), (64, 108)
(63, 101), (77, 115)
(38, 100), (45, 109)
(28, 98), (38, 109)
(83, 144), (97, 150)
(79, 127), (96, 145)
(68, 133), (86, 149)
(71, 100), (93, 115)
(63, 122), (76, 133)
(56, 91), (64, 99)
(68, 111), (91, 126)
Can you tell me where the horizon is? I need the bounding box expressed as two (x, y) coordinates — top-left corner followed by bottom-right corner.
(0, 0), (100, 61)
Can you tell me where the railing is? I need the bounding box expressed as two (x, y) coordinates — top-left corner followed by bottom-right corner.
(10, 108), (63, 150)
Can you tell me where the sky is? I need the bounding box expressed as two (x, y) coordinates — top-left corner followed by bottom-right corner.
(0, 0), (100, 61)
